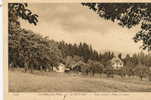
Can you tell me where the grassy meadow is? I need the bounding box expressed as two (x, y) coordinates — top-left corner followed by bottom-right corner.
(9, 68), (151, 92)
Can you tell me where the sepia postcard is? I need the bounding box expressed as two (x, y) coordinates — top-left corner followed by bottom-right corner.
(3, 0), (151, 100)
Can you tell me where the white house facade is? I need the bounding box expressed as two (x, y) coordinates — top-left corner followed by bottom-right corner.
(53, 63), (66, 72)
(110, 56), (124, 70)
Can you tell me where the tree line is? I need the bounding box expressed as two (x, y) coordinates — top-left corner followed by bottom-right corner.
(9, 25), (151, 80)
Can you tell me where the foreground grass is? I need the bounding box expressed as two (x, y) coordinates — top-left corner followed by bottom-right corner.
(9, 69), (151, 92)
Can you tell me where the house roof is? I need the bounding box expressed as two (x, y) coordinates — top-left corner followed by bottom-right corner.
(110, 56), (123, 64)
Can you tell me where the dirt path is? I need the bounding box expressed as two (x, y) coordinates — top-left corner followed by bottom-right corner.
(9, 70), (151, 92)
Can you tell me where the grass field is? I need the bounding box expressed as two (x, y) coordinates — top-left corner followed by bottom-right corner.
(9, 69), (151, 92)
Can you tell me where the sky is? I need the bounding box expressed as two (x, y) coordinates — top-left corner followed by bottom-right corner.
(20, 3), (144, 55)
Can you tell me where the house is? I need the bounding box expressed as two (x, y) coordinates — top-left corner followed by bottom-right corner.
(110, 56), (124, 70)
(53, 63), (66, 72)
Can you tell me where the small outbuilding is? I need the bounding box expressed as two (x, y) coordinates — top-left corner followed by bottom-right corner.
(53, 63), (66, 72)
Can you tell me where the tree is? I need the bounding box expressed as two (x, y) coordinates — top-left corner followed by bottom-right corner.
(9, 3), (38, 26)
(9, 3), (40, 72)
(118, 66), (127, 78)
(104, 65), (114, 78)
(118, 53), (122, 60)
(93, 61), (104, 75)
(87, 59), (104, 76)
(9, 27), (63, 73)
(134, 63), (149, 80)
(82, 3), (151, 51)
(123, 54), (132, 66)
(101, 51), (114, 66)
(131, 53), (139, 66)
(80, 63), (90, 75)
